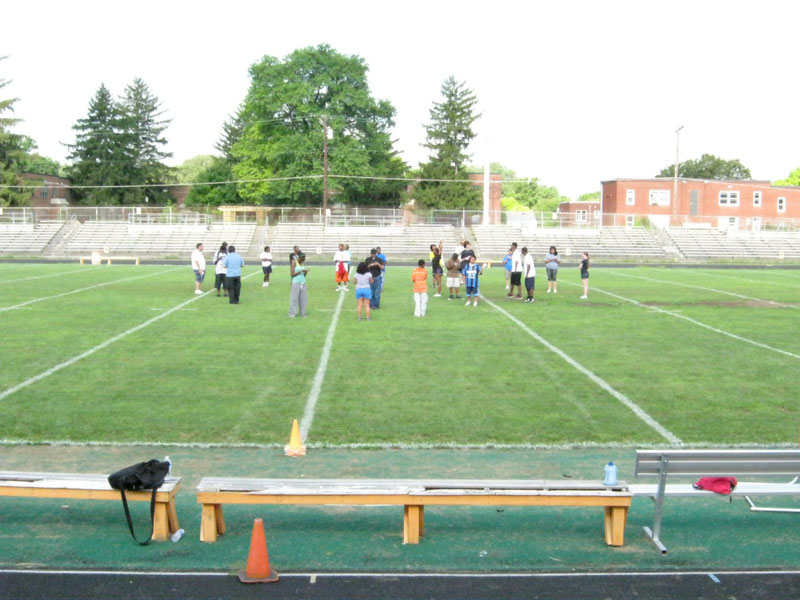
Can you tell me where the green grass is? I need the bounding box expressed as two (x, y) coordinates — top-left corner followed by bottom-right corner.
(0, 262), (798, 447)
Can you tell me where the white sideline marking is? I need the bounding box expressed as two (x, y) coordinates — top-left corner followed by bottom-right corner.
(482, 296), (682, 445)
(0, 270), (258, 403)
(704, 271), (800, 289)
(0, 267), (182, 312)
(607, 271), (798, 310)
(581, 283), (800, 361)
(3, 438), (795, 450)
(0, 268), (90, 284)
(299, 290), (347, 441)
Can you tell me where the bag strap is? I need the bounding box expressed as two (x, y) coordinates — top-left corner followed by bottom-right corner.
(119, 488), (156, 546)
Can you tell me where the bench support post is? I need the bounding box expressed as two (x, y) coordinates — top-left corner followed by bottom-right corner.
(603, 506), (628, 546)
(644, 455), (670, 554)
(153, 502), (170, 541)
(200, 503), (224, 543)
(403, 505), (423, 544)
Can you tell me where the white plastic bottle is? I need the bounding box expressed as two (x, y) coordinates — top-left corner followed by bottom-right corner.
(170, 528), (184, 543)
(164, 456), (172, 476)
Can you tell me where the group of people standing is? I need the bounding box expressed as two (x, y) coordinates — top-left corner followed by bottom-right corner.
(190, 241), (245, 304)
(503, 244), (591, 301)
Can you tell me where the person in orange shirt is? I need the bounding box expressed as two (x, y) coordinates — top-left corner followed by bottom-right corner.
(411, 259), (428, 317)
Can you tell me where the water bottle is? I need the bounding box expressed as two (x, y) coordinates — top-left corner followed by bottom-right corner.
(603, 461), (618, 486)
(170, 528), (184, 543)
(164, 456), (172, 476)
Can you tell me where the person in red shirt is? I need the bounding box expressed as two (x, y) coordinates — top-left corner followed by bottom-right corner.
(411, 259), (428, 317)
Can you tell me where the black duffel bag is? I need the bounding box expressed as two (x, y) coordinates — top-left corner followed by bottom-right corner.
(108, 459), (170, 545)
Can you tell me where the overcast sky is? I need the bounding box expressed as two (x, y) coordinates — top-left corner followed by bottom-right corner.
(4, 0), (799, 198)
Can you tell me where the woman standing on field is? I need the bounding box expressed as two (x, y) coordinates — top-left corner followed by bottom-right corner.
(579, 251), (590, 299)
(353, 261), (373, 321)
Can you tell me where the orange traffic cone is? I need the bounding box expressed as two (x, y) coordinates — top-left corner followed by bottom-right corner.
(284, 419), (306, 457)
(238, 518), (279, 583)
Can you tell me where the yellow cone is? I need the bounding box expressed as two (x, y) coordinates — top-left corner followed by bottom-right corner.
(284, 419), (306, 457)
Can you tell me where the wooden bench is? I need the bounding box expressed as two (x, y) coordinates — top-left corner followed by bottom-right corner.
(197, 478), (631, 546)
(0, 471), (181, 541)
(79, 256), (140, 265)
(631, 449), (800, 553)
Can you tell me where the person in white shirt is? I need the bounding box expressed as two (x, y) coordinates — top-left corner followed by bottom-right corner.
(213, 242), (228, 297)
(333, 243), (349, 291)
(259, 245), (273, 287)
(522, 246), (536, 303)
(191, 243), (206, 295)
(508, 242), (523, 299)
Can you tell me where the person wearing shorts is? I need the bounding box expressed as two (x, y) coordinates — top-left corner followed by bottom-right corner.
(353, 262), (373, 321)
(334, 244), (349, 291)
(260, 245), (272, 287)
(431, 240), (443, 296)
(191, 242), (205, 295)
(508, 242), (523, 299)
(522, 246), (536, 303)
(544, 246), (560, 294)
(461, 255), (483, 307)
(445, 253), (462, 300)
(579, 251), (590, 299)
(502, 248), (513, 289)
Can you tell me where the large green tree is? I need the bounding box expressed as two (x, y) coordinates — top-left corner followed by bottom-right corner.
(657, 153), (751, 180)
(120, 78), (173, 204)
(774, 168), (800, 186)
(0, 58), (30, 206)
(414, 76), (481, 209)
(232, 44), (406, 205)
(184, 157), (240, 206)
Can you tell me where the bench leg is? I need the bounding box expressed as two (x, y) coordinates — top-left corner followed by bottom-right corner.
(603, 506), (628, 546)
(167, 498), (180, 534)
(214, 504), (226, 535)
(200, 503), (222, 543)
(419, 505), (425, 538)
(403, 505), (423, 544)
(153, 502), (170, 541)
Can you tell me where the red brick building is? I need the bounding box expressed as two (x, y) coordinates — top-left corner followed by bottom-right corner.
(601, 178), (800, 230)
(556, 200), (601, 226)
(20, 173), (73, 207)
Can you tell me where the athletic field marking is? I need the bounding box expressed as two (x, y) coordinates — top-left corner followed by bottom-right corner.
(0, 268), (92, 284)
(0, 270), (257, 403)
(580, 283), (800, 361)
(299, 290), (347, 441)
(607, 270), (798, 309)
(482, 296), (682, 445)
(149, 308), (198, 311)
(0, 267), (182, 313)
(3, 438), (794, 450)
(703, 271), (800, 289)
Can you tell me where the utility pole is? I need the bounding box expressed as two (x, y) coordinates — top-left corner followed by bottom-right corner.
(322, 117), (329, 221)
(673, 125), (684, 219)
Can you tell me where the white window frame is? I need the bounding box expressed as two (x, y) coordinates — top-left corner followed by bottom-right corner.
(753, 191), (762, 207)
(752, 216), (762, 231)
(719, 191), (740, 206)
(576, 210), (588, 223)
(777, 196), (786, 213)
(648, 189), (670, 206)
(626, 189), (635, 206)
(625, 215), (635, 228)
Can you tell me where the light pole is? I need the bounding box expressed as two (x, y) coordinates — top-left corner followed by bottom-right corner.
(673, 125), (684, 218)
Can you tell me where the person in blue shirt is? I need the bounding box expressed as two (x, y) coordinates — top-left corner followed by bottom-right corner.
(502, 247), (513, 290)
(222, 245), (245, 305)
(461, 255), (484, 307)
(376, 247), (387, 292)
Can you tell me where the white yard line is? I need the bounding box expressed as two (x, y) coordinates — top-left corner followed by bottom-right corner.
(573, 282), (800, 361)
(299, 290), (347, 441)
(607, 270), (798, 309)
(482, 296), (682, 445)
(0, 268), (92, 284)
(0, 267), (182, 312)
(0, 270), (259, 403)
(702, 271), (800, 289)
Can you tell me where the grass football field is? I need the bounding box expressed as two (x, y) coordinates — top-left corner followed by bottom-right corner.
(0, 261), (798, 448)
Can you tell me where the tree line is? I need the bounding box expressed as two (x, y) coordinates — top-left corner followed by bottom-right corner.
(1, 47), (792, 210)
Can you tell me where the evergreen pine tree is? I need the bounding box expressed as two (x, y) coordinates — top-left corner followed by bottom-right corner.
(0, 59), (30, 207)
(415, 76), (481, 209)
(120, 78), (173, 204)
(66, 84), (130, 205)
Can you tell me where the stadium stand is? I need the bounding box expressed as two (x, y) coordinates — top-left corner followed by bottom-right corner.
(269, 223), (459, 259)
(63, 222), (258, 256)
(473, 226), (666, 260)
(665, 228), (800, 259)
(0, 223), (64, 254)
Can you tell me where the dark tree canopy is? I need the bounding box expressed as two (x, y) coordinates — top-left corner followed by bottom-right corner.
(0, 57), (30, 206)
(230, 44), (406, 205)
(414, 76), (481, 209)
(657, 153), (751, 180)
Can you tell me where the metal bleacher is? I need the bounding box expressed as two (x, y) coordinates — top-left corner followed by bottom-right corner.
(269, 223), (459, 260)
(473, 226), (666, 260)
(0, 223), (63, 254)
(665, 228), (800, 259)
(64, 222), (257, 256)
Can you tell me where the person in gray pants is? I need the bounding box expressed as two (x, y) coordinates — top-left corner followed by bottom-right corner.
(289, 252), (309, 317)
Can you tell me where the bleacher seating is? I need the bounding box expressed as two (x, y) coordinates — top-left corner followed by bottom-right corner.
(665, 228), (800, 259)
(473, 226), (666, 260)
(269, 223), (459, 260)
(64, 222), (257, 256)
(0, 223), (63, 254)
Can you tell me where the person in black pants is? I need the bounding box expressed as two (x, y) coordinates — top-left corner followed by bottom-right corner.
(365, 249), (385, 309)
